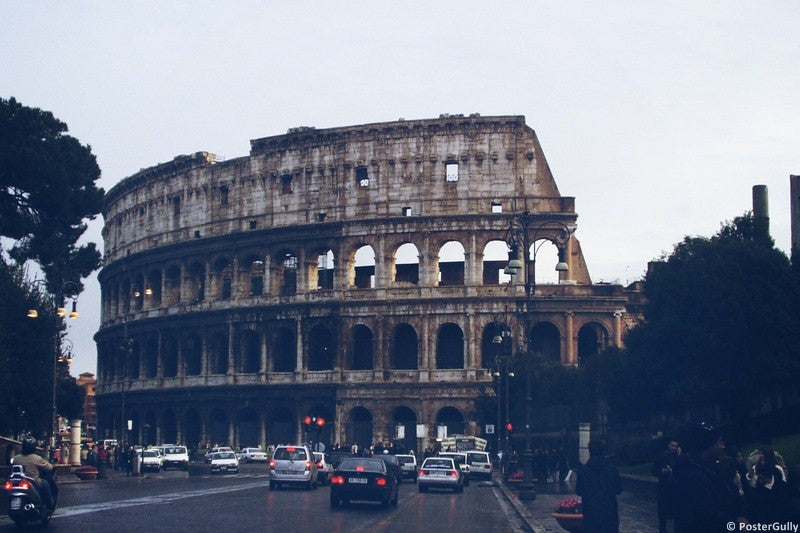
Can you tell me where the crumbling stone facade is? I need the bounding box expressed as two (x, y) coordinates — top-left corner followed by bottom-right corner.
(94, 114), (639, 451)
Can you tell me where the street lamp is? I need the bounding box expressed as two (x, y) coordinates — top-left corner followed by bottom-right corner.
(26, 279), (81, 451)
(491, 329), (514, 464)
(503, 212), (574, 501)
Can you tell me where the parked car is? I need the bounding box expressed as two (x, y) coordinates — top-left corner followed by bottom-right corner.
(466, 451), (492, 480)
(395, 454), (418, 482)
(313, 452), (334, 484)
(239, 447), (268, 463)
(437, 452), (471, 485)
(269, 445), (318, 490)
(418, 456), (464, 493)
(330, 457), (400, 508)
(210, 451), (239, 474)
(140, 449), (163, 472)
(161, 445), (190, 470)
(206, 447), (232, 463)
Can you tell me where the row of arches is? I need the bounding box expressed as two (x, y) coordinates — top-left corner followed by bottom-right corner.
(102, 236), (566, 321)
(97, 318), (610, 383)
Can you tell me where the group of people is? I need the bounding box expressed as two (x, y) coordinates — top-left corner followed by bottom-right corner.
(653, 425), (800, 532)
(574, 424), (800, 533)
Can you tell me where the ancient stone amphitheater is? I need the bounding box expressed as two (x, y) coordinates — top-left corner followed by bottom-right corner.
(94, 114), (640, 452)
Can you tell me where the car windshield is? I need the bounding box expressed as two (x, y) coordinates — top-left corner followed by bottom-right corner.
(274, 448), (308, 461)
(423, 459), (453, 469)
(338, 458), (384, 473)
(164, 447), (186, 454)
(467, 452), (489, 464)
(142, 450), (159, 457)
(216, 452), (236, 459)
(313, 453), (324, 461)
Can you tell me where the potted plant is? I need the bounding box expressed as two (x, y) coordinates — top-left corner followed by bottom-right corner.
(552, 497), (583, 532)
(74, 465), (98, 480)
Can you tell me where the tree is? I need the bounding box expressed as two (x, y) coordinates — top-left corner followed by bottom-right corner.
(621, 214), (800, 432)
(0, 97), (104, 293)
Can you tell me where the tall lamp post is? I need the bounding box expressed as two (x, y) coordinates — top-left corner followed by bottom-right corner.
(503, 211), (574, 501)
(27, 279), (80, 451)
(491, 329), (514, 463)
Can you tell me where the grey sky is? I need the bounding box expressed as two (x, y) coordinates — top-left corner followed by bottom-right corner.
(3, 1), (798, 377)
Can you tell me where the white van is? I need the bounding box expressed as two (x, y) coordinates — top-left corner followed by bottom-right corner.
(161, 445), (189, 470)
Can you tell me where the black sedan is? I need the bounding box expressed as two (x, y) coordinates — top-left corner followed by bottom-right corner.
(330, 457), (400, 508)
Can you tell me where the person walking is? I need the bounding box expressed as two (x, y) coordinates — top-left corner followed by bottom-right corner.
(575, 440), (622, 533)
(673, 422), (745, 533)
(652, 438), (680, 533)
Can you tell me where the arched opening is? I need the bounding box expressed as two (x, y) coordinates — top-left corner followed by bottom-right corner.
(530, 239), (561, 285)
(184, 335), (202, 376)
(350, 324), (374, 370)
(348, 407), (373, 451)
(438, 241), (465, 286)
(209, 333), (228, 374)
(147, 268), (162, 307)
(394, 243), (419, 284)
(143, 411), (157, 446)
(483, 240), (512, 285)
(164, 265), (181, 305)
(239, 253), (264, 297)
(392, 323), (418, 370)
(529, 322), (561, 363)
(276, 251), (298, 295)
(272, 326), (296, 372)
(267, 409), (294, 446)
(307, 324), (335, 371)
(354, 245), (375, 289)
(144, 338), (158, 378)
(188, 262), (205, 303)
(128, 341), (140, 379)
(132, 273), (145, 311)
(578, 323), (608, 363)
(436, 323), (464, 369)
(209, 408), (228, 447)
(162, 410), (177, 444)
(184, 410), (202, 452)
(213, 258), (233, 300)
(238, 408), (259, 448)
(238, 330), (260, 373)
(390, 406), (417, 453)
(435, 407), (465, 440)
(162, 335), (178, 378)
(314, 249), (335, 291)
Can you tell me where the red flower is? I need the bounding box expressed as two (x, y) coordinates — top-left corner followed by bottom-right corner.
(554, 497), (582, 514)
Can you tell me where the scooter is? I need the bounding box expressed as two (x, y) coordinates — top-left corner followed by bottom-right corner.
(3, 464), (58, 527)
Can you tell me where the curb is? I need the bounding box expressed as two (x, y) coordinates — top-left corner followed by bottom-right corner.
(492, 473), (546, 533)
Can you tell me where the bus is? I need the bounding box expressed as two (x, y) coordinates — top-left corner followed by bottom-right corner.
(439, 435), (487, 452)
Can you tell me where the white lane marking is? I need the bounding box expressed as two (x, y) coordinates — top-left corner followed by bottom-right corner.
(51, 479), (265, 519)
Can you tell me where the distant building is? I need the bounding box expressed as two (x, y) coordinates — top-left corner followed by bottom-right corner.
(76, 372), (97, 438)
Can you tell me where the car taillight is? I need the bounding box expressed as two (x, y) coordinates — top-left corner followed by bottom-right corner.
(315, 461), (323, 468)
(268, 459), (276, 470)
(305, 461), (312, 471)
(376, 476), (387, 486)
(3, 481), (13, 491)
(331, 475), (345, 485)
(418, 469), (427, 477)
(18, 479), (31, 489)
(449, 471), (459, 477)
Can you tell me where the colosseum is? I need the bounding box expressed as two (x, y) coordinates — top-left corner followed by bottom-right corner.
(94, 114), (640, 453)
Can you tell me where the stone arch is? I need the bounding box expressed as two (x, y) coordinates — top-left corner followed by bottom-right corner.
(350, 324), (374, 370)
(529, 321), (561, 363)
(187, 261), (206, 303)
(392, 323), (418, 370)
(436, 322), (464, 369)
(394, 242), (419, 284)
(271, 325), (296, 372)
(238, 407), (259, 448)
(348, 407), (373, 450)
(209, 408), (228, 446)
(164, 264), (181, 305)
(184, 334), (202, 376)
(483, 240), (511, 285)
(184, 409), (202, 450)
(307, 323), (335, 371)
(128, 340), (140, 379)
(209, 331), (229, 374)
(132, 273), (145, 311)
(274, 250), (298, 296)
(481, 321), (511, 369)
(267, 408), (294, 446)
(146, 267), (162, 307)
(530, 238), (561, 285)
(239, 252), (264, 297)
(213, 256), (233, 300)
(438, 240), (465, 286)
(143, 337), (158, 378)
(311, 248), (335, 291)
(162, 334), (179, 378)
(143, 410), (157, 446)
(390, 406), (417, 452)
(237, 329), (260, 373)
(162, 409), (177, 444)
(353, 245), (376, 289)
(435, 406), (466, 440)
(578, 322), (609, 362)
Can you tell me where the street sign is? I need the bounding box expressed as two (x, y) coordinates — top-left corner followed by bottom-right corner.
(486, 424), (495, 434)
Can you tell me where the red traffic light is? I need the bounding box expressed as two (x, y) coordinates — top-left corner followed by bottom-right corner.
(316, 417), (326, 427)
(303, 416), (312, 426)
(505, 423), (513, 432)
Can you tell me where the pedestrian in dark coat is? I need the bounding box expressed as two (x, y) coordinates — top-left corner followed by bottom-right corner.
(652, 438), (680, 533)
(576, 440), (622, 533)
(673, 422), (744, 533)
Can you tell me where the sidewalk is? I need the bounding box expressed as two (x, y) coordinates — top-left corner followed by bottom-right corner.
(496, 474), (660, 532)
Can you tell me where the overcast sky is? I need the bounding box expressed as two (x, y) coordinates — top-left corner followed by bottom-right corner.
(3, 1), (798, 377)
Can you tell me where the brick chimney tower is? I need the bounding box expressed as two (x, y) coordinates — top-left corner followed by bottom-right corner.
(791, 175), (800, 266)
(752, 185), (769, 241)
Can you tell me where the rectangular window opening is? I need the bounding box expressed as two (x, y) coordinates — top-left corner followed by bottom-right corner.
(402, 207), (412, 217)
(356, 166), (369, 187)
(220, 186), (229, 206)
(281, 175), (293, 194)
(445, 163), (459, 182)
(491, 202), (502, 213)
(249, 220), (257, 229)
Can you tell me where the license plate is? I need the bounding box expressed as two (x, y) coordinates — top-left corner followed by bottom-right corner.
(431, 471), (447, 476)
(281, 470), (299, 475)
(10, 497), (21, 510)
(348, 477), (367, 484)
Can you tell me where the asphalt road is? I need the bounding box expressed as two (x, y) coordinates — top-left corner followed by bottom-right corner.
(1, 464), (529, 532)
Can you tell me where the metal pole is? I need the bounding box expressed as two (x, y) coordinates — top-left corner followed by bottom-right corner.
(519, 212), (536, 501)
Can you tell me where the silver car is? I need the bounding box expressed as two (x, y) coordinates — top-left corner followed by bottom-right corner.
(269, 445), (318, 489)
(418, 457), (464, 493)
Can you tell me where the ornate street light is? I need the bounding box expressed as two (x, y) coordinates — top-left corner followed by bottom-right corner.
(503, 212), (575, 501)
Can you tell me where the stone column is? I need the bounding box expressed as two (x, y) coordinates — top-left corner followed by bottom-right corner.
(69, 419), (82, 466)
(565, 312), (575, 364)
(579, 422), (591, 465)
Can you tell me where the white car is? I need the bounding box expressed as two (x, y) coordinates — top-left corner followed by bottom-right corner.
(466, 451), (492, 480)
(438, 452), (471, 485)
(396, 454), (418, 482)
(140, 449), (163, 472)
(239, 447), (268, 463)
(210, 451), (239, 474)
(161, 445), (190, 470)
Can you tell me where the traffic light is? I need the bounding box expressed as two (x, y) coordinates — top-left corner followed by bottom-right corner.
(505, 422), (513, 432)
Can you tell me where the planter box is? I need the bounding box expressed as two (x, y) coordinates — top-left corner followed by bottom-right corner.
(552, 513), (584, 532)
